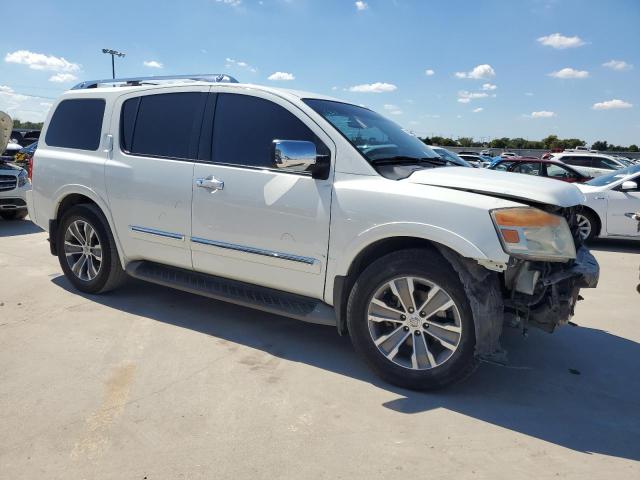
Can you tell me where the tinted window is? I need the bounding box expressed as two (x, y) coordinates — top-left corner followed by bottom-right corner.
(512, 162), (542, 176)
(122, 92), (206, 159)
(45, 99), (105, 150)
(592, 157), (619, 170)
(562, 156), (592, 167)
(493, 161), (513, 171)
(546, 163), (577, 179)
(213, 94), (322, 169)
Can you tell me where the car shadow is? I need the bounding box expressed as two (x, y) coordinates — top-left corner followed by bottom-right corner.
(0, 218), (43, 237)
(587, 238), (640, 254)
(51, 275), (640, 461)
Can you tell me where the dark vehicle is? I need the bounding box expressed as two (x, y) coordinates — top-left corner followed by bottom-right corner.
(489, 158), (592, 183)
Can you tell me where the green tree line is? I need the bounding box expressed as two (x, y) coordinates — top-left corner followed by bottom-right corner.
(422, 135), (638, 152)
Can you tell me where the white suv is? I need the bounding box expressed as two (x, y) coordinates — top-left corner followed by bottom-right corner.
(552, 151), (627, 178)
(27, 74), (599, 390)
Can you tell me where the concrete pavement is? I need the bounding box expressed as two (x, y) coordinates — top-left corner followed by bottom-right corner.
(1, 219), (639, 479)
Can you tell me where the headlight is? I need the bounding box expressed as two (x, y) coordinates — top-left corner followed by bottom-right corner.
(491, 207), (576, 262)
(17, 169), (29, 188)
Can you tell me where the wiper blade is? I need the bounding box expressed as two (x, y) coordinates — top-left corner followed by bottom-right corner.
(370, 156), (447, 166)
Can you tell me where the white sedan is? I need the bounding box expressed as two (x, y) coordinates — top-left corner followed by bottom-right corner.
(575, 164), (640, 241)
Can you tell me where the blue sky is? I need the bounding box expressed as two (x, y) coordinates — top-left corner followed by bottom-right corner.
(1, 0), (638, 145)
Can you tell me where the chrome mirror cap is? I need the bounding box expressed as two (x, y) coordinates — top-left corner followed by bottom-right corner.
(272, 140), (317, 172)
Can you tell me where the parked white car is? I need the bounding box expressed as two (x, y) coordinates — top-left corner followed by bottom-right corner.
(27, 74), (599, 390)
(0, 161), (30, 220)
(552, 151), (627, 178)
(575, 164), (640, 241)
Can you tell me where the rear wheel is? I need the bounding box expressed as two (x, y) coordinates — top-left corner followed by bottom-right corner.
(0, 210), (27, 220)
(56, 204), (127, 294)
(347, 249), (478, 391)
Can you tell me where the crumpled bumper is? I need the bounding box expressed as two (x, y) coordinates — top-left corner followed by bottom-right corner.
(541, 247), (599, 289)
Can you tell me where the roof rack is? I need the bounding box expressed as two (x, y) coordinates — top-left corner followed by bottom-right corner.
(71, 73), (239, 90)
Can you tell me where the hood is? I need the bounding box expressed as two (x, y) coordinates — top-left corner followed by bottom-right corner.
(404, 167), (585, 207)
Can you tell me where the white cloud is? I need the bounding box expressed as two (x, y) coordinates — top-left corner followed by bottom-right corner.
(602, 60), (632, 71)
(48, 73), (78, 83)
(143, 60), (163, 68)
(355, 1), (368, 10)
(0, 85), (50, 122)
(425, 69), (435, 76)
(454, 64), (495, 80)
(472, 107), (483, 113)
(537, 33), (585, 49)
(481, 83), (497, 91)
(383, 104), (403, 115)
(592, 99), (633, 110)
(525, 92), (534, 96)
(225, 58), (257, 73)
(215, 0), (241, 6)
(457, 90), (488, 103)
(348, 82), (397, 93)
(268, 71), (295, 81)
(529, 111), (556, 118)
(548, 67), (589, 79)
(5, 49), (80, 72)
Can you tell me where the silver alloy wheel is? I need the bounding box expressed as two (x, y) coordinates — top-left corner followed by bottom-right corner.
(367, 276), (462, 370)
(575, 214), (592, 241)
(64, 219), (102, 281)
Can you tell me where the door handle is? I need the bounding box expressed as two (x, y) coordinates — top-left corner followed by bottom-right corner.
(196, 176), (224, 191)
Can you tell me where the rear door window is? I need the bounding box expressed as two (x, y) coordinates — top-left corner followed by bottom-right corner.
(561, 156), (592, 167)
(45, 99), (105, 150)
(121, 92), (207, 159)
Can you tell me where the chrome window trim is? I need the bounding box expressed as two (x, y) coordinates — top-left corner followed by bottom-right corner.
(130, 225), (184, 240)
(190, 236), (316, 265)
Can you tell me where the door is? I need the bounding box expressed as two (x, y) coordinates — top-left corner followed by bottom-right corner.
(191, 91), (334, 298)
(106, 87), (208, 268)
(606, 174), (640, 236)
(544, 163), (583, 183)
(591, 156), (620, 177)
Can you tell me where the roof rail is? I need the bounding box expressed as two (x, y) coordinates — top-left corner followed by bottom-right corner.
(71, 73), (239, 90)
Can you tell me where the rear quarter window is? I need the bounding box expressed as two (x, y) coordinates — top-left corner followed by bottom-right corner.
(45, 98), (105, 150)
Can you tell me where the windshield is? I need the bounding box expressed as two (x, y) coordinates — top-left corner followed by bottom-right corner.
(586, 164), (640, 186)
(303, 99), (443, 164)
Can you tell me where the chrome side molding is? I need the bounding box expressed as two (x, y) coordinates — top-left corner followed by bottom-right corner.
(191, 237), (316, 265)
(130, 225), (185, 240)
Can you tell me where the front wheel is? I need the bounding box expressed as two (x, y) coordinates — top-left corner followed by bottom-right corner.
(346, 249), (478, 391)
(576, 211), (598, 242)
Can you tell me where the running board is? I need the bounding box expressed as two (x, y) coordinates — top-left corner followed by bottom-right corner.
(125, 261), (337, 327)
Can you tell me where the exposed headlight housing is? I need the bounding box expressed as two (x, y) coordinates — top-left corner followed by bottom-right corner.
(491, 207), (576, 262)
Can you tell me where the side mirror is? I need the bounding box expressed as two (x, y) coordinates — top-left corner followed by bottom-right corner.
(621, 180), (638, 191)
(272, 140), (317, 173)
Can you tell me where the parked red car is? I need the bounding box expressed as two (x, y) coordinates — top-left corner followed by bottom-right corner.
(488, 157), (592, 183)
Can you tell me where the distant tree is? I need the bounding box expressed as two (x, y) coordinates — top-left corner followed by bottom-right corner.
(629, 144), (639, 152)
(489, 137), (509, 149)
(12, 119), (43, 129)
(457, 137), (474, 147)
(591, 140), (608, 151)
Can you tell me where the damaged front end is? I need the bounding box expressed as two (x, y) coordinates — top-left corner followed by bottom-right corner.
(502, 206), (599, 333)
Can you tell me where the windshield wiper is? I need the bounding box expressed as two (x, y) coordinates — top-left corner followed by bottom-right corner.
(370, 156), (448, 166)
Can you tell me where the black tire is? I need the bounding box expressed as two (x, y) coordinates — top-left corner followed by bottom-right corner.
(0, 210), (27, 220)
(577, 210), (599, 243)
(56, 204), (127, 294)
(346, 248), (478, 391)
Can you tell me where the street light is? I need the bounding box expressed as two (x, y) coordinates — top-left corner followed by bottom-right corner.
(102, 48), (125, 79)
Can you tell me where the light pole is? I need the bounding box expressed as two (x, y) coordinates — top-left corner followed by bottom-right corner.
(102, 49), (125, 79)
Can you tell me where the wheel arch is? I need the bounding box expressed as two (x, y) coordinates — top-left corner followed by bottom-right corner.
(51, 187), (125, 266)
(332, 235), (481, 336)
(580, 206), (602, 237)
